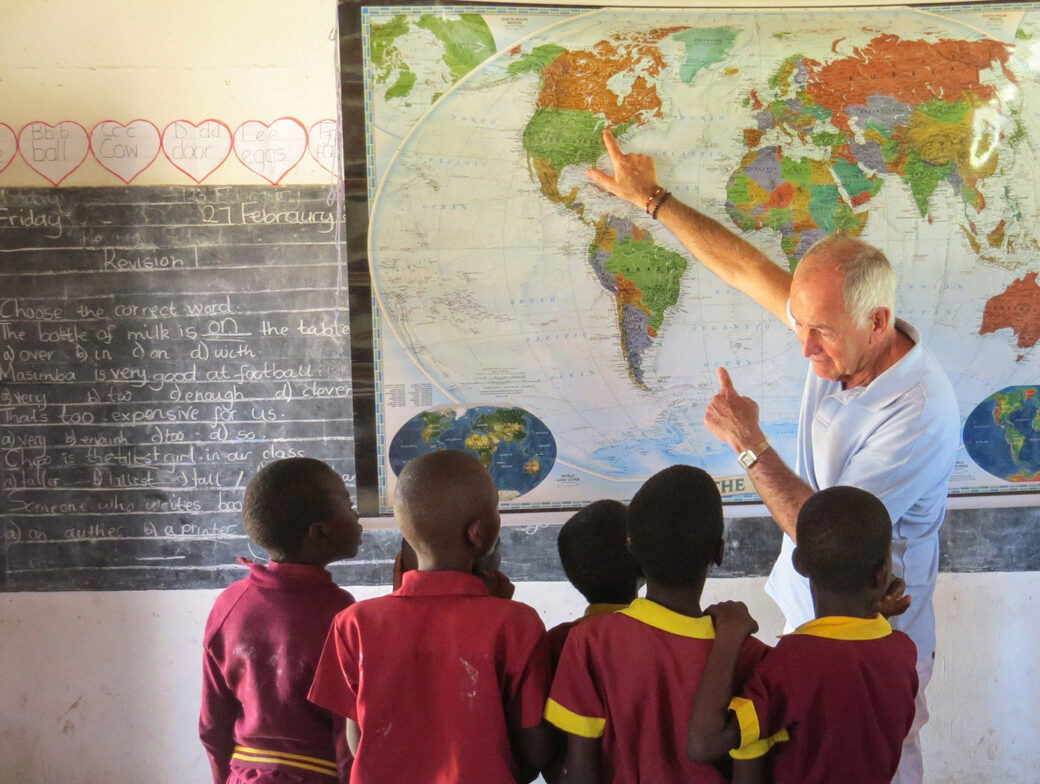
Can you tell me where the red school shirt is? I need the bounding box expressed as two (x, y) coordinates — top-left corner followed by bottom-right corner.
(545, 602), (629, 664)
(200, 559), (355, 784)
(545, 597), (769, 783)
(728, 615), (918, 784)
(308, 569), (551, 784)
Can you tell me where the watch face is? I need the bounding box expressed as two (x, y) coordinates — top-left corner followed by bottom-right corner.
(738, 450), (755, 470)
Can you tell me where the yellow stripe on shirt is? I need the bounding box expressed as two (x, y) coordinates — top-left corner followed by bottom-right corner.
(232, 746), (338, 776)
(544, 698), (607, 738)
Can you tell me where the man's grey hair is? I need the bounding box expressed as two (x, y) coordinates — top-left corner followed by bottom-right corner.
(803, 233), (897, 327)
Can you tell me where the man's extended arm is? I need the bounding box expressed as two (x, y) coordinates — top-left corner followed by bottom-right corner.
(587, 129), (793, 322)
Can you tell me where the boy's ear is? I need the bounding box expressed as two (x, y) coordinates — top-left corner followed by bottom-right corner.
(465, 517), (485, 550)
(791, 546), (809, 578)
(713, 538), (725, 567)
(872, 560), (889, 590)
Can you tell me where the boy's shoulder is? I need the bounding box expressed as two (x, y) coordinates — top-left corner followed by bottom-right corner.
(342, 572), (543, 626)
(767, 618), (918, 671)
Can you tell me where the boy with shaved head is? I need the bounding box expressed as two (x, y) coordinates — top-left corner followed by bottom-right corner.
(308, 450), (554, 783)
(687, 486), (918, 782)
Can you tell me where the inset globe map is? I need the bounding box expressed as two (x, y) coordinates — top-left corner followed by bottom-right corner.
(388, 406), (557, 500)
(963, 387), (1040, 482)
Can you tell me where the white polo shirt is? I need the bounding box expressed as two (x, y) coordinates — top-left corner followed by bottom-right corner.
(764, 318), (960, 662)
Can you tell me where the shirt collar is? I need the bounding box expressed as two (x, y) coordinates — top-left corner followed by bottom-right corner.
(583, 603), (629, 619)
(619, 597), (715, 638)
(397, 569), (489, 598)
(789, 614), (893, 641)
(244, 558), (335, 588)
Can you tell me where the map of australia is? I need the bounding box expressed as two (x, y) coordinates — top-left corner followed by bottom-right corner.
(363, 5), (1040, 509)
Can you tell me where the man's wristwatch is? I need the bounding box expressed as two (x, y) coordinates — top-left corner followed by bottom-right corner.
(737, 439), (771, 470)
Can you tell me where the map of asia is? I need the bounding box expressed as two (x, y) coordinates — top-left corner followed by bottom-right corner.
(362, 4), (1040, 511)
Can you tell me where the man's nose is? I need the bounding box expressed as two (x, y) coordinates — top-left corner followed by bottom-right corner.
(800, 332), (820, 357)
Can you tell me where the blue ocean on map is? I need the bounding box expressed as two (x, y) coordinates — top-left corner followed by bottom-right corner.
(388, 406), (557, 499)
(962, 386), (1040, 482)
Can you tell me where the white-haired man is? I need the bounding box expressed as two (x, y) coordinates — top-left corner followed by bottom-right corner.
(589, 130), (959, 782)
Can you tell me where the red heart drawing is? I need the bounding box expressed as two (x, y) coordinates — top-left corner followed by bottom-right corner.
(161, 119), (232, 183)
(233, 118), (307, 184)
(308, 119), (341, 180)
(0, 123), (17, 175)
(18, 121), (89, 186)
(90, 120), (161, 184)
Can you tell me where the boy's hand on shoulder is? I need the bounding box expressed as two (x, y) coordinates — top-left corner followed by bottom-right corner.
(874, 577), (912, 618)
(706, 601), (758, 638)
(479, 568), (516, 599)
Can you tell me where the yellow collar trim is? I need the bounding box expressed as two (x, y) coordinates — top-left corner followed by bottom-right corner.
(790, 615), (892, 641)
(583, 602), (629, 619)
(619, 597), (715, 638)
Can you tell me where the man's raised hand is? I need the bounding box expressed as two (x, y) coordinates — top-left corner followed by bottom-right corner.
(704, 367), (766, 455)
(586, 128), (661, 208)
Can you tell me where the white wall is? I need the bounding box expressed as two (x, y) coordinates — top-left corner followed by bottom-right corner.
(2, 572), (1037, 783)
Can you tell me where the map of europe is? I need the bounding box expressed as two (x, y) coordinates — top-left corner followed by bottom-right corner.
(362, 5), (1040, 510)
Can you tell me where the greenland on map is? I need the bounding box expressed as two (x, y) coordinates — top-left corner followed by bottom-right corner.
(362, 4), (1040, 512)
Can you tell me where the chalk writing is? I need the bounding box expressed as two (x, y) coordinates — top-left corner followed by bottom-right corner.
(0, 186), (354, 590)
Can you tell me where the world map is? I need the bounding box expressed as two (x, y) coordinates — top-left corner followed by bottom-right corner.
(362, 5), (1040, 510)
(387, 406), (557, 501)
(963, 386), (1040, 482)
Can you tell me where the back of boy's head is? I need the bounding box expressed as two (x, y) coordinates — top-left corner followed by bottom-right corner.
(796, 486), (891, 593)
(558, 500), (642, 605)
(394, 450), (498, 556)
(627, 465), (723, 586)
(242, 457), (341, 560)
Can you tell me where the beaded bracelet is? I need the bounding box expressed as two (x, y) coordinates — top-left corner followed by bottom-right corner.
(644, 187), (664, 215)
(650, 190), (671, 219)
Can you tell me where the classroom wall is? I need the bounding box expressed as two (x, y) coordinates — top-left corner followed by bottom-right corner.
(2, 571), (1038, 783)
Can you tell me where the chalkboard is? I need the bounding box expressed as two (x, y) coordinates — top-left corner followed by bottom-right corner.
(0, 185), (358, 590)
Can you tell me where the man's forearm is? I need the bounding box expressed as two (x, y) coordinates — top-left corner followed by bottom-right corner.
(653, 197), (792, 322)
(745, 449), (814, 540)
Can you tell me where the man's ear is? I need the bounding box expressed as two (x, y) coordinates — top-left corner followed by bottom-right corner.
(714, 538), (725, 567)
(868, 306), (891, 344)
(792, 546), (809, 578)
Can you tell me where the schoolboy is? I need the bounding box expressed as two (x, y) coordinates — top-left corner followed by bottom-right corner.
(687, 485), (918, 783)
(200, 457), (363, 784)
(545, 465), (768, 783)
(546, 499), (642, 662)
(308, 449), (554, 783)
(392, 535), (515, 598)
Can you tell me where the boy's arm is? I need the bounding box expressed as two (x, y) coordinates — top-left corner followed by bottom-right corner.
(731, 756), (768, 784)
(198, 645), (239, 784)
(687, 601), (759, 762)
(557, 733), (601, 784)
(511, 720), (555, 783)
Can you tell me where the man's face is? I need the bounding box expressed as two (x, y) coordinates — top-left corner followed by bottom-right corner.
(789, 254), (877, 387)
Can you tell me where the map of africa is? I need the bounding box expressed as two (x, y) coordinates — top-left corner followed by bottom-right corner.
(362, 5), (1040, 511)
